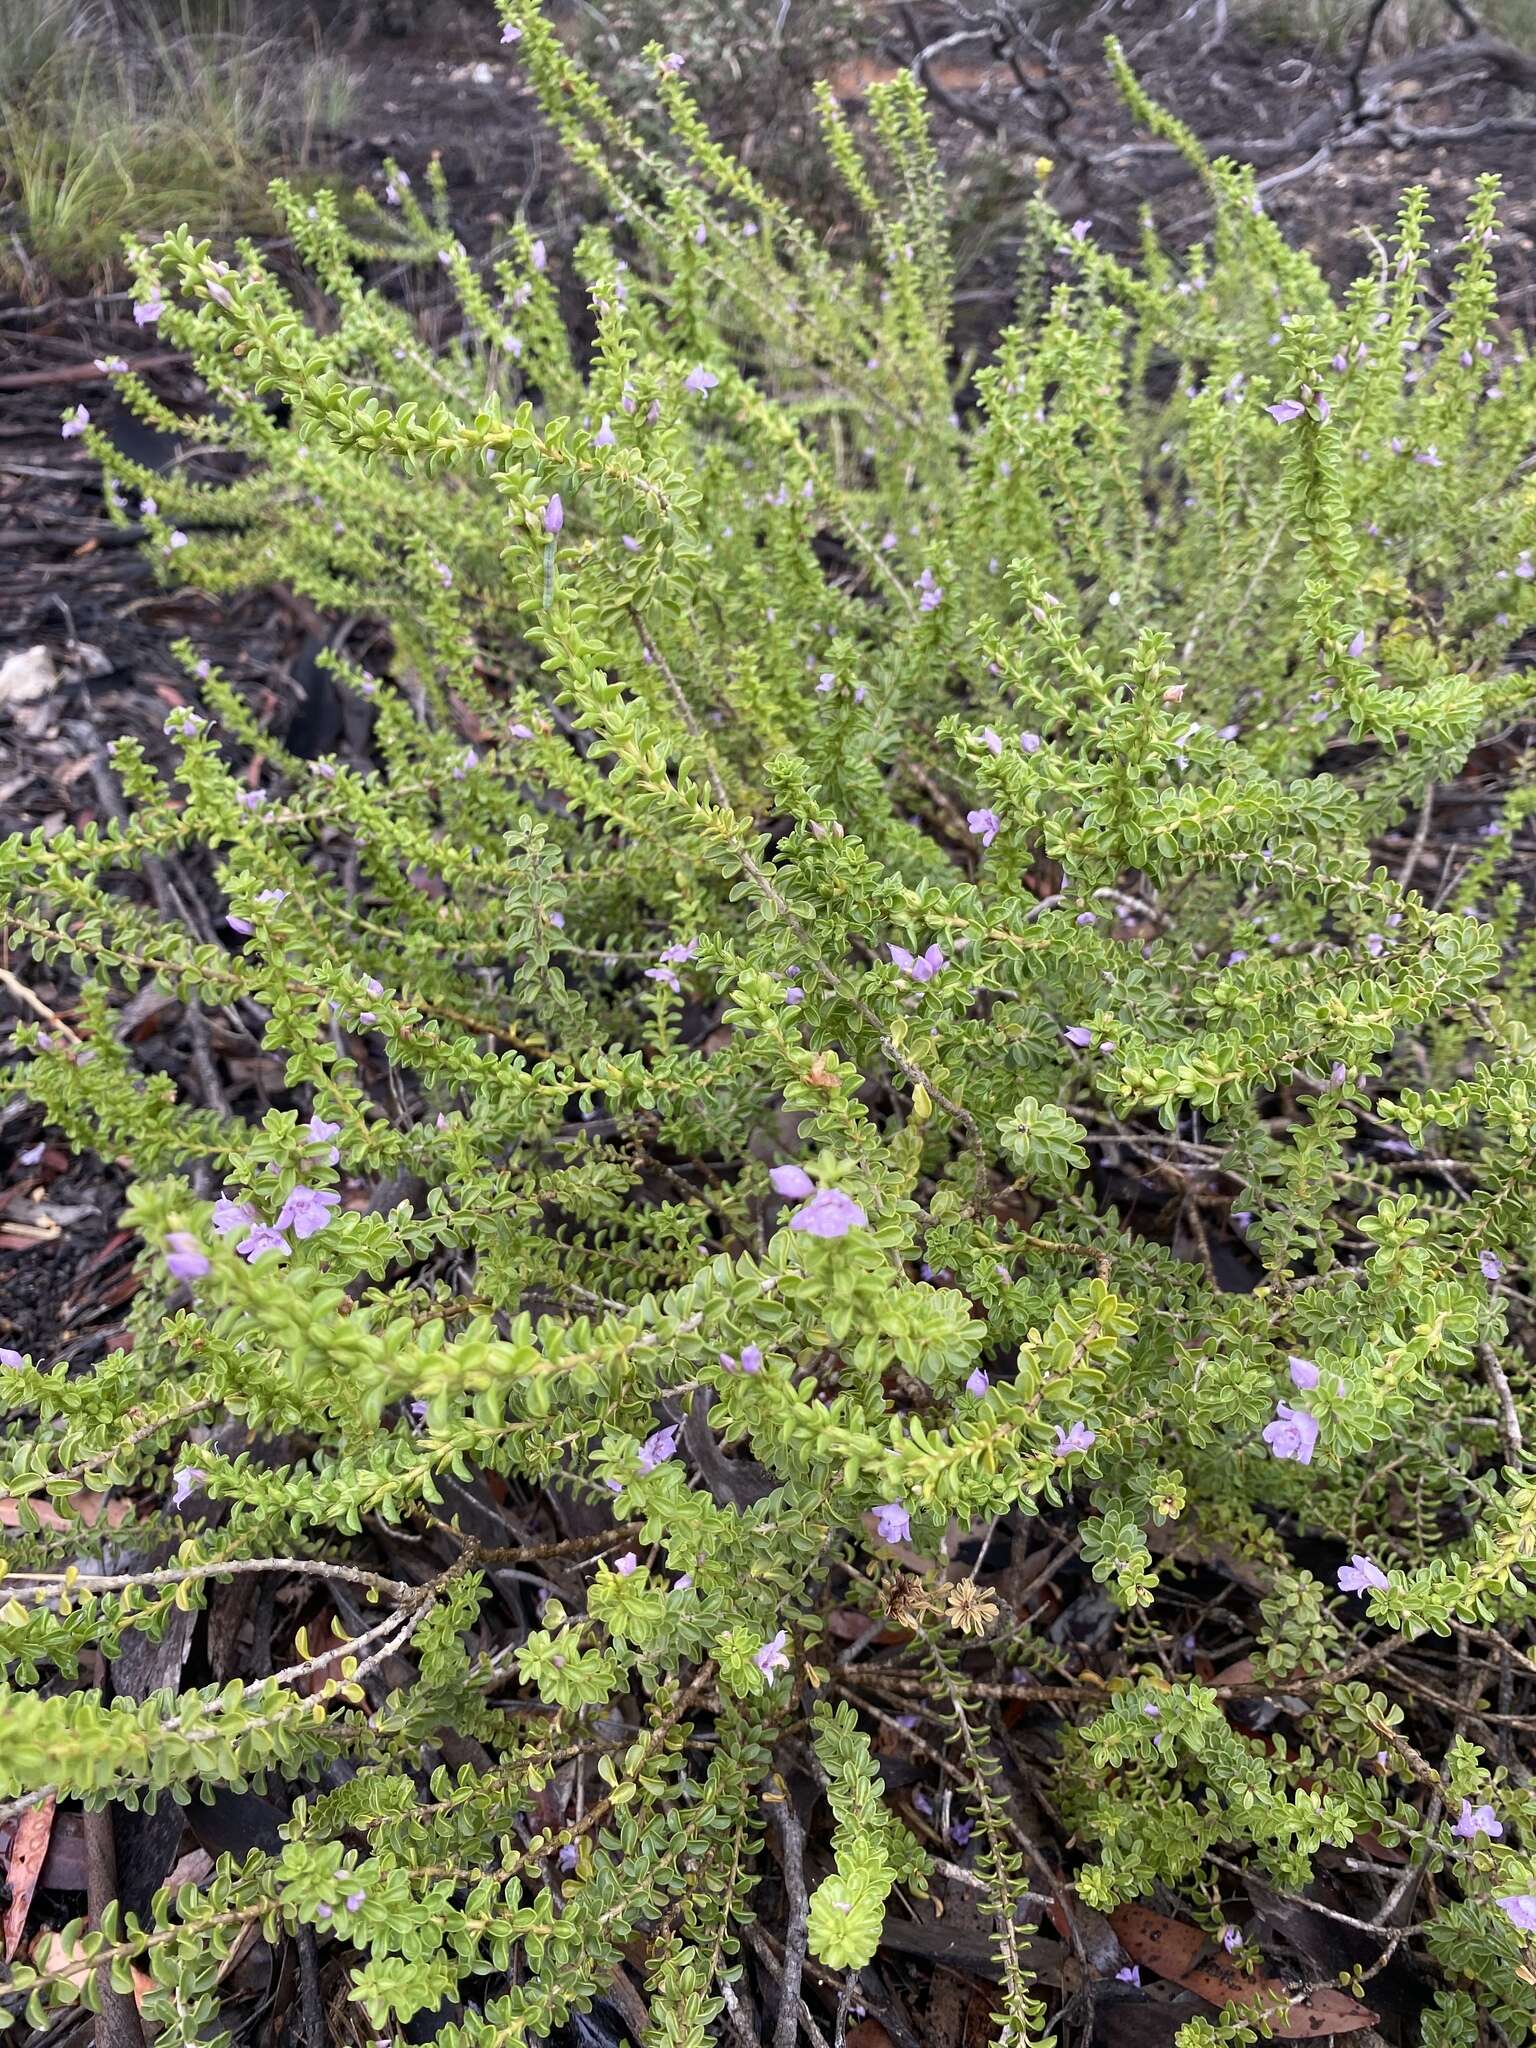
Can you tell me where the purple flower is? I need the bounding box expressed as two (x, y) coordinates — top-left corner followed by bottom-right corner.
(558, 1843), (579, 1872)
(345, 1890), (366, 1912)
(1075, 912), (1096, 927)
(164, 1232), (210, 1281)
(452, 747), (478, 779)
(1338, 1554), (1388, 1594)
(659, 938), (699, 967)
(638, 1423), (678, 1472)
(1019, 731), (1042, 753)
(276, 1186), (340, 1241)
(614, 1552), (639, 1577)
(1115, 1965), (1140, 1985)
(1062, 1025), (1094, 1049)
(1221, 1925), (1242, 1953)
(0, 1349), (22, 1369)
(1262, 1401), (1319, 1465)
(1288, 1356), (1319, 1391)
(211, 1197), (257, 1239)
(770, 1164), (814, 1200)
(1053, 1421), (1096, 1457)
(1481, 1251), (1505, 1282)
(543, 493), (564, 535)
(237, 1224), (288, 1263)
(966, 807), (1000, 847)
(645, 965), (681, 994)
(61, 405), (89, 438)
(1070, 218), (1091, 242)
(873, 1502), (911, 1544)
(1348, 629), (1367, 657)
(889, 943), (945, 983)
(674, 1573), (692, 1591)
(783, 985), (803, 1006)
(621, 534), (641, 552)
(660, 50), (685, 73)
(981, 727), (1003, 756)
(1265, 399), (1305, 424)
(720, 1346), (762, 1374)
(501, 20), (521, 41)
(306, 1115), (342, 1163)
(755, 1629), (790, 1676)
(1415, 446), (1442, 468)
(684, 367), (719, 395)
(949, 1818), (972, 1848)
(789, 1188), (867, 1238)
(530, 238), (547, 271)
(1499, 1895), (1536, 1933)
(238, 789), (266, 811)
(1455, 1800), (1502, 1841)
(134, 291), (165, 326)
(966, 1368), (989, 1397)
(171, 1465), (206, 1510)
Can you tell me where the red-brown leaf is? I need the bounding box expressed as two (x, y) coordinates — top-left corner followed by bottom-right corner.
(1109, 1903), (1377, 2037)
(3, 1793), (57, 1962)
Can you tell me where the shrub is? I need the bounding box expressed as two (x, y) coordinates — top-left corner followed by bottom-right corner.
(5, 7), (1536, 2042)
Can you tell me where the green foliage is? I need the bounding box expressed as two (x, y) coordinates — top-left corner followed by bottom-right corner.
(4, 4), (1536, 2041)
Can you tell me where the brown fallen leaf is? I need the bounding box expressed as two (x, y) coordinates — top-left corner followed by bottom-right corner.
(30, 1929), (154, 2008)
(0, 1492), (132, 1532)
(4, 1794), (57, 1961)
(1109, 1905), (1378, 2038)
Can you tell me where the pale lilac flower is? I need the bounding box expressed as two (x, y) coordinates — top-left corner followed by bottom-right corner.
(543, 493), (564, 535)
(674, 1573), (692, 1591)
(237, 789), (266, 811)
(684, 366), (719, 395)
(1053, 1421), (1096, 1457)
(501, 20), (521, 41)
(1516, 552), (1534, 581)
(1288, 1356), (1320, 1391)
(211, 1197), (257, 1239)
(18, 1144), (43, 1166)
(1221, 1925), (1242, 1953)
(966, 807), (1000, 847)
(889, 943), (945, 983)
(1019, 731), (1042, 753)
(1075, 912), (1096, 926)
(135, 290), (165, 326)
(508, 721), (534, 740)
(306, 1115), (342, 1163)
(171, 1465), (205, 1509)
(1062, 1026), (1094, 1049)
(1069, 218), (1091, 242)
(949, 1818), (972, 1848)
(237, 1224), (288, 1262)
(530, 238), (547, 271)
(1116, 1965), (1141, 1985)
(164, 1232), (210, 1281)
(0, 1350), (22, 1369)
(205, 279), (233, 310)
(1338, 1554), (1388, 1594)
(769, 1164), (814, 1200)
(1499, 1895), (1536, 1933)
(61, 405), (90, 438)
(873, 1502), (911, 1544)
(638, 1423), (678, 1471)
(1415, 446), (1443, 468)
(1348, 629), (1367, 657)
(1266, 398), (1305, 424)
(645, 965), (681, 994)
(558, 1843), (579, 1872)
(1314, 394), (1331, 423)
(1481, 1250), (1505, 1282)
(966, 1368), (989, 1397)
(720, 1345), (762, 1374)
(783, 985), (803, 1005)
(593, 415), (615, 448)
(981, 728), (1002, 756)
(1455, 1801), (1502, 1841)
(621, 535), (641, 551)
(660, 50), (685, 72)
(614, 1552), (639, 1577)
(915, 567), (943, 611)
(659, 939), (698, 967)
(790, 1188), (866, 1237)
(755, 1629), (790, 1676)
(277, 1186), (339, 1240)
(646, 400), (661, 424)
(1262, 1401), (1319, 1464)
